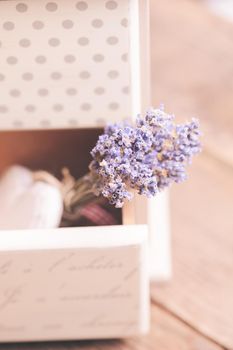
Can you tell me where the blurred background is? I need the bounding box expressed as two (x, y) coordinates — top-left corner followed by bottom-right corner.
(0, 1), (232, 350)
(150, 1), (233, 349)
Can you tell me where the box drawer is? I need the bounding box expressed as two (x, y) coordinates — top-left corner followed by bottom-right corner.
(0, 224), (149, 342)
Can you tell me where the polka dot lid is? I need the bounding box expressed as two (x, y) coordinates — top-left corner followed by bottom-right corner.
(0, 0), (131, 130)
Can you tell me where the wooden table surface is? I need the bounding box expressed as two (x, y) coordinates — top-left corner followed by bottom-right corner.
(1, 0), (233, 349)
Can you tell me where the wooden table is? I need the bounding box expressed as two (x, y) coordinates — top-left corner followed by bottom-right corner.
(1, 0), (232, 349)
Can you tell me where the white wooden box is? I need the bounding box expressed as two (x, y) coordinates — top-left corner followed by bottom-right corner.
(0, 0), (170, 342)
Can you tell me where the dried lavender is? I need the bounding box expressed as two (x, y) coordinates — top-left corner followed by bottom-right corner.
(88, 106), (201, 208)
(62, 106), (201, 218)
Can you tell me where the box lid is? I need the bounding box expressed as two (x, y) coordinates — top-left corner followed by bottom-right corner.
(0, 0), (141, 130)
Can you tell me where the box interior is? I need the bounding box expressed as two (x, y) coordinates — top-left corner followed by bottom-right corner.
(0, 128), (99, 178)
(0, 128), (122, 227)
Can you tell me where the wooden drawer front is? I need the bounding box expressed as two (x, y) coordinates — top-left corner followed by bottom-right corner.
(0, 225), (149, 341)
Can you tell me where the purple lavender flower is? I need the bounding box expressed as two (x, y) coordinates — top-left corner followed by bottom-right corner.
(89, 106), (201, 207)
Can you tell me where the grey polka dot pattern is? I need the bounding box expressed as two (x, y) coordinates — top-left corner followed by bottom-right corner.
(64, 54), (76, 63)
(107, 36), (118, 45)
(93, 54), (104, 62)
(69, 119), (78, 126)
(53, 104), (63, 112)
(77, 37), (89, 46)
(38, 88), (49, 96)
(45, 2), (58, 12)
(22, 72), (34, 81)
(0, 105), (8, 113)
(62, 20), (74, 29)
(121, 53), (128, 62)
(3, 22), (15, 31)
(79, 71), (90, 79)
(40, 119), (51, 127)
(35, 55), (47, 64)
(25, 105), (36, 112)
(19, 38), (31, 48)
(81, 103), (91, 111)
(121, 18), (128, 27)
(13, 120), (23, 128)
(16, 3), (28, 12)
(94, 87), (105, 95)
(92, 19), (103, 28)
(51, 72), (62, 80)
(32, 21), (44, 30)
(76, 1), (88, 11)
(10, 89), (21, 97)
(48, 38), (60, 47)
(109, 102), (119, 110)
(122, 86), (129, 94)
(0, 0), (131, 129)
(108, 70), (119, 79)
(66, 88), (77, 96)
(96, 118), (105, 126)
(106, 1), (118, 10)
(7, 56), (18, 65)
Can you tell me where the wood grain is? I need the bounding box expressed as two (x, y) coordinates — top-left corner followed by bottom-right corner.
(150, 1), (233, 347)
(0, 303), (224, 350)
(150, 0), (233, 166)
(152, 153), (233, 349)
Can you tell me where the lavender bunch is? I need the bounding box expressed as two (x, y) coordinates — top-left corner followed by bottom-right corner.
(62, 106), (201, 221)
(88, 106), (201, 208)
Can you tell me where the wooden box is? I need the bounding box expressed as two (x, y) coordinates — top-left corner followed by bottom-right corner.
(0, 0), (170, 342)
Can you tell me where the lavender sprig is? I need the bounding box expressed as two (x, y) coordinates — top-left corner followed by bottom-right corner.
(89, 106), (201, 208)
